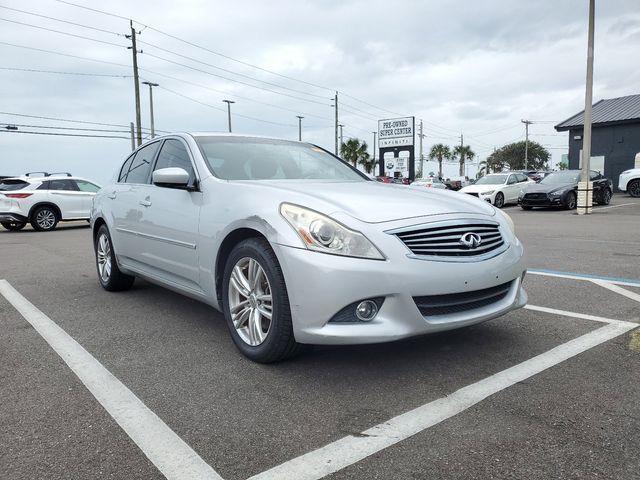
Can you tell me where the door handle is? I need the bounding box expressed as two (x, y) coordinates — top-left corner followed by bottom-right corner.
(107, 191), (117, 199)
(139, 200), (152, 207)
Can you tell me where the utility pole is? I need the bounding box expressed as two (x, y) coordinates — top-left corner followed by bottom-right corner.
(142, 81), (159, 138)
(126, 21), (142, 147)
(521, 119), (532, 170)
(371, 131), (377, 162)
(296, 115), (304, 141)
(338, 124), (344, 154)
(333, 91), (339, 155)
(130, 122), (135, 151)
(579, 0), (595, 215)
(222, 100), (235, 133)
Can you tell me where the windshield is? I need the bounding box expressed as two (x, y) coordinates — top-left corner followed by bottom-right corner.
(541, 171), (580, 185)
(195, 136), (367, 181)
(475, 174), (507, 185)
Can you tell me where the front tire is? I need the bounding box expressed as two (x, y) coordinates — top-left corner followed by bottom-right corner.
(1, 221), (26, 231)
(31, 206), (59, 231)
(94, 225), (135, 291)
(564, 192), (577, 210)
(598, 189), (612, 205)
(222, 237), (303, 363)
(493, 192), (505, 208)
(628, 179), (640, 198)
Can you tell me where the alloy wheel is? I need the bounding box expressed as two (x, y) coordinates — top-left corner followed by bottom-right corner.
(629, 180), (640, 198)
(228, 257), (273, 346)
(36, 209), (56, 229)
(96, 233), (112, 283)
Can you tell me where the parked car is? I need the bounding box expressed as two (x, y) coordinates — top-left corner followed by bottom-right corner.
(518, 170), (612, 210)
(459, 172), (533, 208)
(410, 177), (447, 189)
(0, 173), (101, 231)
(619, 168), (640, 197)
(92, 133), (527, 362)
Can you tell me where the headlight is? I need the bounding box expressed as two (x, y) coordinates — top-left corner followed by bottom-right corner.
(280, 203), (385, 260)
(494, 207), (515, 234)
(482, 190), (495, 195)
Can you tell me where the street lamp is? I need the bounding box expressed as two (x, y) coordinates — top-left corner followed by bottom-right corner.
(142, 81), (159, 138)
(296, 115), (304, 141)
(222, 100), (235, 133)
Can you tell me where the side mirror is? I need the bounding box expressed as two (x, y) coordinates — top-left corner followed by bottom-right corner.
(152, 167), (190, 188)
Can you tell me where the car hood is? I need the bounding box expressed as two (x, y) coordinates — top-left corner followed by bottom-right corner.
(523, 182), (576, 194)
(460, 184), (502, 193)
(233, 180), (496, 223)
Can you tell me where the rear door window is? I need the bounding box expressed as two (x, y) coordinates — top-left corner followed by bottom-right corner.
(75, 180), (101, 192)
(48, 179), (79, 191)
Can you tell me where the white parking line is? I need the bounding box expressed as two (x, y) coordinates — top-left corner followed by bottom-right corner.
(524, 304), (636, 325)
(590, 279), (640, 304)
(594, 202), (636, 211)
(528, 269), (640, 287)
(248, 309), (637, 480)
(0, 280), (223, 480)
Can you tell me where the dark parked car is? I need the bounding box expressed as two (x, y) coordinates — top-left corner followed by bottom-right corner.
(518, 170), (612, 210)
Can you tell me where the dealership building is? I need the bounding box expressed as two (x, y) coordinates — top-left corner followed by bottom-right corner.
(555, 93), (640, 190)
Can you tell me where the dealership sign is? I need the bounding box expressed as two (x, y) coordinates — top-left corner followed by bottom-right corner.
(378, 117), (415, 148)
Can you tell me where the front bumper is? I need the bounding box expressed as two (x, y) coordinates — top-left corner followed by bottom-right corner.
(0, 212), (28, 223)
(274, 240), (527, 345)
(618, 173), (634, 192)
(518, 195), (562, 207)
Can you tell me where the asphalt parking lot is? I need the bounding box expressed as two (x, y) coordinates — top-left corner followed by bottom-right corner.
(1, 196), (639, 480)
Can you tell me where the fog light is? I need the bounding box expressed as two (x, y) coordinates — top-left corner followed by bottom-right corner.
(355, 300), (378, 321)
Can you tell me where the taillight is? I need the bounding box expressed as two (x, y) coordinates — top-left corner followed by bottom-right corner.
(4, 193), (33, 199)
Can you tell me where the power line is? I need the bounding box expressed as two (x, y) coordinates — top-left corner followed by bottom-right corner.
(137, 40), (328, 101)
(156, 85), (299, 128)
(142, 52), (330, 106)
(0, 17), (127, 48)
(0, 5), (123, 36)
(0, 66), (131, 77)
(0, 41), (131, 69)
(0, 111), (167, 132)
(2, 123), (132, 133)
(1, 130), (129, 139)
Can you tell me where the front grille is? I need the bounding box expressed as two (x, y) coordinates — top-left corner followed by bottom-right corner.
(524, 193), (548, 200)
(465, 192), (479, 197)
(394, 220), (504, 257)
(413, 281), (511, 316)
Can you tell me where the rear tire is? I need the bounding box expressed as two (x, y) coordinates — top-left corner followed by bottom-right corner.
(1, 221), (26, 231)
(628, 179), (640, 198)
(222, 237), (304, 363)
(493, 192), (505, 208)
(564, 192), (577, 210)
(94, 225), (135, 291)
(31, 206), (59, 231)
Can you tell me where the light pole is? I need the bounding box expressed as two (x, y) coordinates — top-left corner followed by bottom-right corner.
(579, 0), (595, 215)
(142, 81), (159, 138)
(296, 115), (304, 141)
(371, 131), (377, 161)
(222, 100), (235, 133)
(338, 124), (344, 154)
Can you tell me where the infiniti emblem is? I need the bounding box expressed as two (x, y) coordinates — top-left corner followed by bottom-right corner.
(459, 232), (482, 249)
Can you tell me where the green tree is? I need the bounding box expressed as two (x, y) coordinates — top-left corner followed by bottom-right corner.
(359, 156), (378, 174)
(488, 140), (550, 171)
(340, 138), (369, 169)
(557, 161), (568, 170)
(428, 144), (452, 178)
(452, 145), (476, 176)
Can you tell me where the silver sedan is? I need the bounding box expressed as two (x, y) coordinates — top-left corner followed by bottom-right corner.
(91, 133), (527, 362)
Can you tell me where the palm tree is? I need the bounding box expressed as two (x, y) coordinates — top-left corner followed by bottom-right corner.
(452, 145), (475, 176)
(340, 138), (369, 169)
(359, 157), (377, 174)
(428, 144), (452, 178)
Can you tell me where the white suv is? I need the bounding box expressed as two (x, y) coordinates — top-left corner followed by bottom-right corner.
(619, 168), (640, 197)
(0, 173), (101, 231)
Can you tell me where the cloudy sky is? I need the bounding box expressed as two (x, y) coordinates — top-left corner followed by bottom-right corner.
(1, 0), (639, 183)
